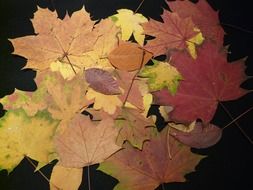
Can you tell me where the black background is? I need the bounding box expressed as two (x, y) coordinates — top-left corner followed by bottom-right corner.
(0, 0), (253, 190)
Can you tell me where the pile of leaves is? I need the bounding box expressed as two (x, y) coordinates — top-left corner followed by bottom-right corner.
(0, 0), (249, 190)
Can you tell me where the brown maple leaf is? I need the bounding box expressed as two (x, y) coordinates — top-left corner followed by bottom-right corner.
(99, 126), (203, 190)
(55, 114), (121, 168)
(115, 107), (155, 149)
(154, 42), (248, 123)
(11, 7), (98, 71)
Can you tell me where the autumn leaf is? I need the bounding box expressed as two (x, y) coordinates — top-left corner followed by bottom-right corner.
(108, 41), (152, 71)
(86, 88), (122, 115)
(0, 109), (59, 172)
(99, 126), (203, 190)
(169, 122), (222, 149)
(168, 0), (224, 44)
(115, 107), (154, 149)
(82, 19), (120, 70)
(143, 11), (204, 58)
(11, 7), (98, 72)
(139, 59), (182, 94)
(111, 9), (148, 45)
(154, 42), (248, 123)
(50, 164), (83, 190)
(115, 70), (145, 110)
(45, 72), (92, 131)
(55, 114), (121, 168)
(85, 68), (121, 95)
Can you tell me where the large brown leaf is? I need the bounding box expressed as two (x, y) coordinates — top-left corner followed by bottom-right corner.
(55, 114), (121, 168)
(11, 8), (98, 71)
(99, 126), (203, 190)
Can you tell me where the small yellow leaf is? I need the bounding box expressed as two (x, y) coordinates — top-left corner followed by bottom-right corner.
(168, 121), (196, 132)
(86, 88), (122, 115)
(111, 9), (148, 45)
(50, 164), (83, 190)
(186, 28), (204, 59)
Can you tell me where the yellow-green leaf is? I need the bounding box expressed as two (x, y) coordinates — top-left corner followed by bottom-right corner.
(139, 60), (182, 94)
(0, 109), (59, 172)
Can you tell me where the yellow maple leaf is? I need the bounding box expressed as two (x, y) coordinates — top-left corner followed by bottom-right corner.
(86, 88), (122, 115)
(0, 109), (59, 172)
(111, 9), (148, 45)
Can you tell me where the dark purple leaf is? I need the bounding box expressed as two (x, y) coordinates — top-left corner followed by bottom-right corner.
(85, 68), (121, 95)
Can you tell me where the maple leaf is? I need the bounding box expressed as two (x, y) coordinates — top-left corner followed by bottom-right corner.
(99, 126), (203, 190)
(11, 7), (98, 72)
(143, 11), (204, 58)
(45, 73), (92, 131)
(50, 164), (83, 190)
(82, 19), (120, 70)
(85, 68), (121, 95)
(111, 9), (148, 45)
(139, 59), (182, 94)
(169, 122), (222, 149)
(168, 0), (225, 44)
(0, 109), (59, 172)
(115, 107), (154, 149)
(86, 88), (122, 115)
(108, 41), (152, 71)
(55, 114), (121, 168)
(154, 42), (248, 123)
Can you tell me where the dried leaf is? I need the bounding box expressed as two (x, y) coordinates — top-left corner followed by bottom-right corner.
(109, 42), (152, 71)
(170, 122), (222, 149)
(139, 59), (182, 94)
(85, 68), (121, 95)
(99, 126), (203, 190)
(143, 11), (204, 58)
(50, 164), (83, 190)
(55, 114), (121, 167)
(0, 109), (59, 172)
(111, 9), (148, 45)
(11, 8), (98, 72)
(154, 42), (248, 123)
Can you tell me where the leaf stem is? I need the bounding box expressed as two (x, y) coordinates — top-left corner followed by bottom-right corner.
(65, 54), (77, 75)
(135, 0), (145, 13)
(25, 156), (61, 190)
(87, 165), (91, 190)
(220, 22), (253, 34)
(219, 102), (253, 144)
(122, 49), (146, 106)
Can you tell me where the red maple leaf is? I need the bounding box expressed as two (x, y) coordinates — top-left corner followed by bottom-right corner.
(168, 0), (225, 44)
(143, 10), (199, 57)
(154, 42), (248, 123)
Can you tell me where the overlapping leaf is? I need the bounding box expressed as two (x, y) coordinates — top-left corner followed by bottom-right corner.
(143, 10), (204, 58)
(154, 42), (248, 123)
(0, 109), (59, 172)
(11, 7), (98, 72)
(55, 114), (121, 168)
(99, 126), (203, 190)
